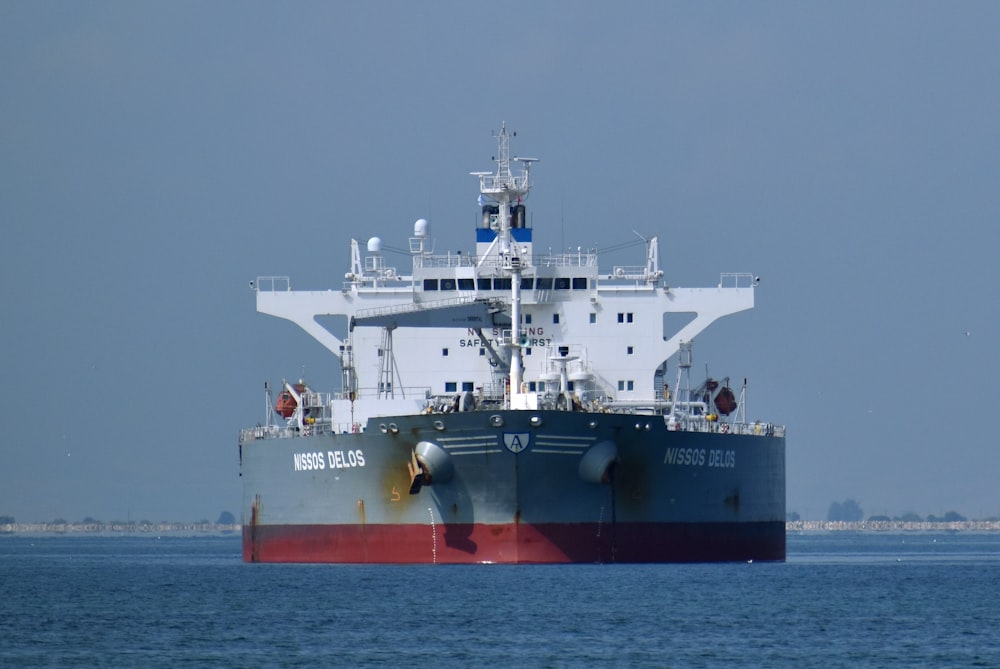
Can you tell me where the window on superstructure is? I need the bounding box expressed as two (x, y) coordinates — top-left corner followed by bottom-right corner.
(525, 348), (532, 356)
(627, 380), (634, 391)
(522, 278), (534, 289)
(441, 278), (456, 290)
(462, 382), (474, 392)
(627, 346), (633, 355)
(445, 382), (457, 393)
(423, 279), (439, 291)
(478, 278), (492, 290)
(537, 277), (553, 290)
(458, 278), (475, 290)
(555, 278), (570, 290)
(572, 277), (587, 290)
(479, 348), (485, 356)
(617, 312), (624, 323)
(590, 313), (596, 324)
(553, 313), (560, 324)
(618, 380), (625, 391)
(627, 312), (634, 323)
(528, 381), (537, 392)
(495, 278), (512, 290)
(442, 348), (449, 356)
(524, 313), (532, 324)
(568, 381), (575, 391)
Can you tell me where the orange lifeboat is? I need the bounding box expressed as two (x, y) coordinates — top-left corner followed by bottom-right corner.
(275, 390), (297, 418)
(714, 387), (737, 416)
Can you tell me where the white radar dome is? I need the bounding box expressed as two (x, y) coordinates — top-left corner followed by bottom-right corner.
(414, 218), (429, 237)
(367, 237), (383, 253)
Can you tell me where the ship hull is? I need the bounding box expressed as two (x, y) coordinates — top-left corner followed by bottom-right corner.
(240, 410), (785, 564)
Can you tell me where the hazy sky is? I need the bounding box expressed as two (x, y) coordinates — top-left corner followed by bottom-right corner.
(3, 2), (999, 522)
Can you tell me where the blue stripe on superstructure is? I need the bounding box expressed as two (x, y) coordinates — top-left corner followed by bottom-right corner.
(476, 228), (532, 243)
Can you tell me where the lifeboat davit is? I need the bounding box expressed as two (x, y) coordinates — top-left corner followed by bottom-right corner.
(714, 387), (737, 416)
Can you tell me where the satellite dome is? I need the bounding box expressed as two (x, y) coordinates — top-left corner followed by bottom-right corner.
(414, 218), (429, 237)
(367, 237), (382, 253)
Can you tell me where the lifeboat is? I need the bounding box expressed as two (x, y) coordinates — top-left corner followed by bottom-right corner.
(275, 382), (307, 418)
(275, 391), (297, 418)
(714, 386), (737, 416)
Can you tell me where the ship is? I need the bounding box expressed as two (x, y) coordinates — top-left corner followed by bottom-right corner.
(238, 124), (785, 563)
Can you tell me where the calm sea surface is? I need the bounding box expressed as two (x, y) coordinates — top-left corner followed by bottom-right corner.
(1, 532), (998, 668)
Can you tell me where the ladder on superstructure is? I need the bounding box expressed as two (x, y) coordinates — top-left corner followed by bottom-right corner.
(377, 326), (404, 399)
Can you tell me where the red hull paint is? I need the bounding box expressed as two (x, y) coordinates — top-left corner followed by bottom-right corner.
(243, 521), (785, 564)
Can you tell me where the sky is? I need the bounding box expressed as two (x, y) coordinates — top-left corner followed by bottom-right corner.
(2, 1), (999, 523)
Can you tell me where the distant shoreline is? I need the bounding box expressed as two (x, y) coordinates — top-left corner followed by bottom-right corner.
(0, 522), (240, 535)
(3, 520), (1000, 535)
(786, 520), (1000, 532)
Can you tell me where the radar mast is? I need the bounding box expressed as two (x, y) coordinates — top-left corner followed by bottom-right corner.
(472, 123), (537, 404)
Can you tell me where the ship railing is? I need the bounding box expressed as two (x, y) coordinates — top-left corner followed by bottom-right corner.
(478, 173), (529, 192)
(606, 265), (649, 280)
(719, 272), (756, 288)
(254, 276), (290, 292)
(330, 386), (432, 402)
(240, 425), (282, 441)
(301, 391), (334, 409)
(349, 385), (433, 399)
(412, 254), (533, 271)
(354, 295), (480, 320)
(409, 252), (598, 271)
(535, 252), (598, 268)
(412, 253), (479, 269)
(331, 422), (366, 434)
(678, 420), (785, 437)
(241, 421), (342, 441)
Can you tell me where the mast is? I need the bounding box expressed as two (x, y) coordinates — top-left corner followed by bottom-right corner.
(472, 123), (537, 402)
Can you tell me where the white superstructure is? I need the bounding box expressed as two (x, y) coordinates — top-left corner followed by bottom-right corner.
(252, 124), (760, 433)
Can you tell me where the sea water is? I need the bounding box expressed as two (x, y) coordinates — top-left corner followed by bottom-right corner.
(1, 532), (998, 668)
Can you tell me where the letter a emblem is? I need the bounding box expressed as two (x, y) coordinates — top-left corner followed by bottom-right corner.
(503, 432), (530, 454)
